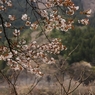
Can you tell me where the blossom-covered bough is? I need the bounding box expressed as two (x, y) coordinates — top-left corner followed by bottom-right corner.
(0, 0), (92, 94)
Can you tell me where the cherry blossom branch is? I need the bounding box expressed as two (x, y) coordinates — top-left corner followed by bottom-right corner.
(0, 14), (13, 54)
(25, 77), (42, 95)
(55, 74), (68, 95)
(25, 0), (51, 42)
(0, 70), (18, 95)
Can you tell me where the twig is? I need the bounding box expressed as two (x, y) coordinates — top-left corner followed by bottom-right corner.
(61, 44), (79, 69)
(0, 70), (18, 95)
(55, 75), (68, 95)
(25, 77), (42, 95)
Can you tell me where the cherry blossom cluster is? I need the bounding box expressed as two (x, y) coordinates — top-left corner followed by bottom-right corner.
(4, 22), (11, 27)
(0, 0), (12, 11)
(21, 9), (74, 32)
(77, 9), (92, 25)
(17, 0), (92, 33)
(45, 0), (79, 14)
(8, 15), (16, 21)
(4, 14), (16, 28)
(0, 0), (92, 30)
(28, 0), (91, 32)
(44, 10), (74, 32)
(21, 14), (38, 30)
(78, 19), (89, 25)
(16, 38), (66, 64)
(39, 38), (67, 54)
(0, 38), (66, 77)
(45, 0), (74, 7)
(13, 29), (20, 37)
(80, 9), (92, 17)
(0, 46), (12, 60)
